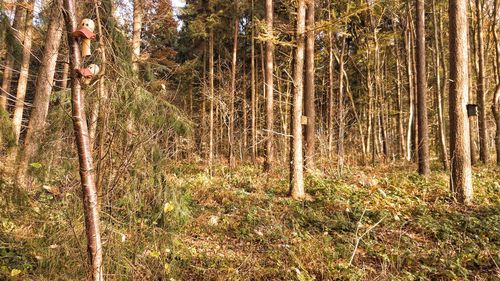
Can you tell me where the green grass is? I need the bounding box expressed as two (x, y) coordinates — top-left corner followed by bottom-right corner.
(0, 162), (499, 280)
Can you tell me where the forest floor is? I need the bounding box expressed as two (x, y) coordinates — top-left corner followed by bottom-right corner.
(0, 161), (499, 280)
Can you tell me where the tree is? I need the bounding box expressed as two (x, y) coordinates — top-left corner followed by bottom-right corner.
(132, 0), (143, 74)
(290, 0), (306, 200)
(0, 0), (26, 110)
(415, 0), (429, 175)
(229, 1), (238, 169)
(11, 1), (34, 143)
(263, 0), (274, 172)
(304, 0), (315, 170)
(16, 0), (64, 183)
(475, 0), (488, 163)
(62, 0), (103, 278)
(448, 0), (473, 204)
(493, 0), (500, 165)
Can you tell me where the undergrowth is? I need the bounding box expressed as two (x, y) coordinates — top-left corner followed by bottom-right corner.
(0, 162), (499, 280)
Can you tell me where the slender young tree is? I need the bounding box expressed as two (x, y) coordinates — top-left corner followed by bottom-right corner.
(208, 29), (215, 174)
(11, 2), (34, 143)
(229, 2), (238, 169)
(474, 0), (488, 163)
(290, 0), (306, 199)
(304, 0), (315, 169)
(16, 0), (64, 182)
(432, 0), (449, 170)
(415, 0), (430, 175)
(0, 0), (26, 110)
(493, 0), (500, 165)
(132, 0), (143, 74)
(263, 0), (274, 172)
(250, 0), (257, 164)
(449, 0), (473, 204)
(62, 0), (103, 278)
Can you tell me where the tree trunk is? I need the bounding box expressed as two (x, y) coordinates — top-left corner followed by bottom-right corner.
(304, 0), (315, 170)
(416, 0), (430, 175)
(432, 0), (450, 170)
(263, 0), (274, 172)
(0, 0), (26, 110)
(208, 29), (215, 174)
(290, 0), (306, 199)
(132, 0), (143, 74)
(251, 0), (257, 164)
(449, 0), (473, 204)
(11, 2), (34, 144)
(493, 0), (500, 165)
(405, 14), (415, 162)
(327, 2), (335, 158)
(338, 37), (346, 174)
(229, 4), (238, 169)
(16, 0), (64, 182)
(62, 0), (103, 278)
(474, 0), (488, 163)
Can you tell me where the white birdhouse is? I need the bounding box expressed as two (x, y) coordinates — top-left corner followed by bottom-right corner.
(88, 64), (100, 76)
(72, 18), (96, 57)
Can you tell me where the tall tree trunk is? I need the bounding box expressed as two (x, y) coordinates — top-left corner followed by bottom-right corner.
(405, 14), (415, 162)
(263, 0), (274, 172)
(208, 29), (215, 174)
(304, 0), (315, 170)
(449, 0), (473, 204)
(16, 0), (64, 182)
(338, 37), (346, 174)
(290, 0), (306, 200)
(432, 0), (450, 170)
(131, 0), (142, 74)
(62, 0), (103, 278)
(229, 4), (238, 169)
(327, 2), (335, 158)
(492, 0), (500, 165)
(11, 2), (34, 144)
(475, 0), (488, 163)
(251, 0), (257, 164)
(0, 1), (26, 110)
(416, 0), (430, 175)
(394, 23), (406, 159)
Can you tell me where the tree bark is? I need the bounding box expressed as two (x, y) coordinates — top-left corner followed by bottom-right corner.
(449, 0), (473, 204)
(208, 29), (215, 174)
(290, 0), (306, 199)
(338, 37), (346, 174)
(132, 0), (143, 74)
(432, 0), (449, 170)
(62, 0), (104, 278)
(263, 0), (274, 172)
(304, 0), (315, 170)
(492, 0), (500, 165)
(16, 0), (64, 182)
(229, 3), (238, 169)
(415, 0), (430, 175)
(474, 0), (488, 163)
(11, 2), (34, 144)
(405, 13), (415, 162)
(0, 0), (26, 110)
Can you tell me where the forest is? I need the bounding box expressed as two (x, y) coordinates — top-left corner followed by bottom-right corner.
(0, 0), (499, 279)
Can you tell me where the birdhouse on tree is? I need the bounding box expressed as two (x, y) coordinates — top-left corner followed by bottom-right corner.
(72, 18), (96, 57)
(76, 64), (100, 85)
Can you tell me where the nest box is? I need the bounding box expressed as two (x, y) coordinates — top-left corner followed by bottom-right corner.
(75, 64), (100, 84)
(466, 104), (478, 117)
(72, 19), (96, 57)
